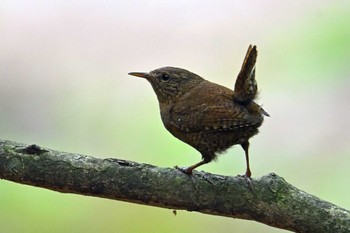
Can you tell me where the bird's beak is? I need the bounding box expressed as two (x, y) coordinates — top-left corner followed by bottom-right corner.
(128, 72), (150, 79)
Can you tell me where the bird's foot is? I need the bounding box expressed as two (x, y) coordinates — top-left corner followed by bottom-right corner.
(175, 166), (193, 175)
(238, 173), (253, 190)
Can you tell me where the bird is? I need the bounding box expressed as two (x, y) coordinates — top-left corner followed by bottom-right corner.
(129, 45), (269, 179)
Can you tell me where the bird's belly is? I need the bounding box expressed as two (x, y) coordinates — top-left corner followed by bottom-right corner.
(192, 129), (259, 154)
(163, 121), (260, 154)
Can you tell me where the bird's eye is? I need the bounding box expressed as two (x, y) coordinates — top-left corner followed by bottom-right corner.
(161, 73), (170, 81)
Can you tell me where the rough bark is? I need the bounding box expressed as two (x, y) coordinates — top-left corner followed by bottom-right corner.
(0, 139), (349, 232)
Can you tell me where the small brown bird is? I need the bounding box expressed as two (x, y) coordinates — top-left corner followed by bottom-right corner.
(129, 45), (268, 179)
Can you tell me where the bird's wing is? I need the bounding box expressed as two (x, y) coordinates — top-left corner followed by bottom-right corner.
(170, 98), (262, 133)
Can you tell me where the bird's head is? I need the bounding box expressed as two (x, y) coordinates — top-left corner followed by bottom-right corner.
(129, 67), (204, 103)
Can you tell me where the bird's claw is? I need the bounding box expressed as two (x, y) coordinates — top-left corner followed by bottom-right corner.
(238, 174), (253, 190)
(175, 166), (193, 175)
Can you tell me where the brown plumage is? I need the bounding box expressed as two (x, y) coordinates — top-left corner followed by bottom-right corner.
(129, 45), (269, 178)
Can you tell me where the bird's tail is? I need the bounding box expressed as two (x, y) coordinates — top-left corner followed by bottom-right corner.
(233, 45), (258, 103)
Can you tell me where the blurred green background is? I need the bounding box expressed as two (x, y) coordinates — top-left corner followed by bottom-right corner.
(1, 1), (349, 232)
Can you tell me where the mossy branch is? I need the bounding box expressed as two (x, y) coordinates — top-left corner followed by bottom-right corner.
(0, 139), (349, 232)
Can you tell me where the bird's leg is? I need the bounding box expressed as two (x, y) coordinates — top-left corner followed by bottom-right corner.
(240, 141), (253, 188)
(176, 156), (212, 175)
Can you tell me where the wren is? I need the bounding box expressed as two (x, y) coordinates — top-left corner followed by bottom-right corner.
(129, 45), (269, 179)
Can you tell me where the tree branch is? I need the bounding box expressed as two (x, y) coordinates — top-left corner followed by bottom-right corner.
(0, 139), (349, 232)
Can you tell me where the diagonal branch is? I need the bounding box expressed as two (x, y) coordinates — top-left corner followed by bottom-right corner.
(0, 139), (349, 232)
